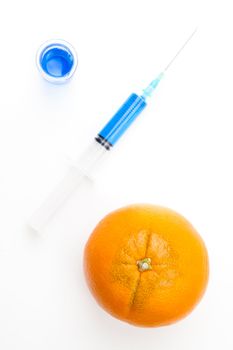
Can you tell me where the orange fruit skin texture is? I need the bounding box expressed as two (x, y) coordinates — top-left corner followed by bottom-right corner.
(84, 205), (209, 327)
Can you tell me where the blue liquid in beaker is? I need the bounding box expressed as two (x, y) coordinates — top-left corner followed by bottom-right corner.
(40, 44), (74, 78)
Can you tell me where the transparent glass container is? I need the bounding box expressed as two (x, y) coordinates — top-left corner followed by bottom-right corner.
(36, 39), (78, 83)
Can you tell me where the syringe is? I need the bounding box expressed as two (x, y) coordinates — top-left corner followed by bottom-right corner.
(29, 29), (197, 233)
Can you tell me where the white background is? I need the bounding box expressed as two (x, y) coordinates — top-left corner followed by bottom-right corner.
(0, 0), (232, 349)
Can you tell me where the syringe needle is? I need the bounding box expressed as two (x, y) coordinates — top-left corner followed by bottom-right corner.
(162, 27), (198, 74)
(142, 28), (197, 99)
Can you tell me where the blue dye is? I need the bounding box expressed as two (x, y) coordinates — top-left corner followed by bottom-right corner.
(40, 45), (74, 78)
(98, 93), (147, 146)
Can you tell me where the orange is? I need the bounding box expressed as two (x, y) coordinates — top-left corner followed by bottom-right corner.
(84, 205), (209, 327)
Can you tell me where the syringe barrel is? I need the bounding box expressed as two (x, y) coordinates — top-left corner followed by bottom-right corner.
(95, 93), (147, 149)
(29, 94), (147, 232)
